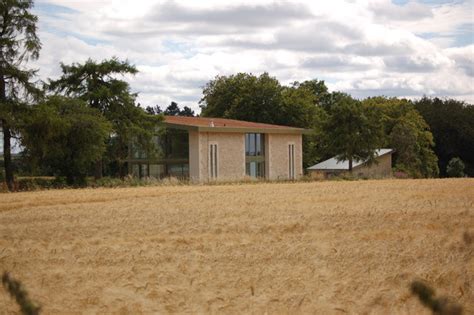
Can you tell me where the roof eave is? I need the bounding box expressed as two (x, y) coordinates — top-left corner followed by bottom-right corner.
(307, 168), (348, 171)
(198, 126), (309, 134)
(163, 121), (311, 134)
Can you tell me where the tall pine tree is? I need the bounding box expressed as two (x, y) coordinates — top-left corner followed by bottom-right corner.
(0, 0), (41, 191)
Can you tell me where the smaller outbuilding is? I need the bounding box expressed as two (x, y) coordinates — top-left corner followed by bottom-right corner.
(307, 149), (394, 179)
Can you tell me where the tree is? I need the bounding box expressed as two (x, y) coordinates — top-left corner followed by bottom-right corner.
(415, 97), (474, 177)
(0, 0), (41, 191)
(180, 106), (195, 117)
(200, 73), (285, 124)
(22, 96), (111, 185)
(363, 96), (439, 178)
(322, 93), (384, 171)
(163, 101), (181, 116)
(48, 58), (161, 178)
(298, 79), (332, 109)
(446, 157), (465, 178)
(148, 102), (195, 117)
(145, 105), (162, 115)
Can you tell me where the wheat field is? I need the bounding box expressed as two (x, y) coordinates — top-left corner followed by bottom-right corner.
(0, 179), (473, 314)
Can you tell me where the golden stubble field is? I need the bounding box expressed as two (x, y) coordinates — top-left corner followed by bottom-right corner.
(0, 179), (473, 314)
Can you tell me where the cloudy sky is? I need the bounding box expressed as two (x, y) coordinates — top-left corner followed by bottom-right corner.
(32, 0), (474, 112)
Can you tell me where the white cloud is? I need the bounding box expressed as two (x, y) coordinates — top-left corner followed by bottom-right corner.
(32, 0), (474, 112)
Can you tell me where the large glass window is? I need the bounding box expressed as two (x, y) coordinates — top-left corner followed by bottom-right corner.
(168, 163), (189, 178)
(128, 128), (190, 179)
(130, 162), (189, 179)
(149, 164), (165, 178)
(245, 133), (265, 178)
(131, 129), (189, 160)
(246, 161), (265, 178)
(245, 133), (264, 156)
(161, 129), (189, 159)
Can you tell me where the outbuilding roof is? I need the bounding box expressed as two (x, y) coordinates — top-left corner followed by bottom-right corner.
(163, 116), (310, 134)
(307, 149), (394, 171)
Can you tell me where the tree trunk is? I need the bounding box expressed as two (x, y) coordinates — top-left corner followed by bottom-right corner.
(2, 122), (14, 191)
(0, 72), (14, 191)
(348, 156), (353, 172)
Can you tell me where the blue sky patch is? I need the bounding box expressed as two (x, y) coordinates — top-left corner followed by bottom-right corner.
(452, 23), (474, 47)
(419, 23), (473, 47)
(392, 0), (465, 5)
(163, 39), (196, 58)
(34, 2), (78, 16)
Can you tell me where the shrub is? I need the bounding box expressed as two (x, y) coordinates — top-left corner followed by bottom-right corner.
(446, 158), (465, 178)
(16, 177), (68, 191)
(87, 177), (124, 188)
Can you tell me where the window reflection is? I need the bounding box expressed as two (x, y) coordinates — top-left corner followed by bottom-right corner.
(245, 133), (264, 156)
(245, 133), (265, 178)
(129, 128), (189, 179)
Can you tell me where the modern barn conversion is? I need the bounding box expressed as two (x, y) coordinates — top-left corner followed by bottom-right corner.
(307, 149), (394, 179)
(127, 116), (308, 181)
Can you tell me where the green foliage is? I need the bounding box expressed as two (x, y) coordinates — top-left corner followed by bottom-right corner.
(297, 79), (332, 109)
(415, 97), (474, 177)
(363, 97), (439, 178)
(410, 280), (463, 315)
(200, 73), (285, 124)
(48, 58), (162, 177)
(2, 272), (41, 315)
(15, 177), (67, 191)
(145, 105), (162, 115)
(156, 101), (195, 116)
(164, 101), (181, 116)
(180, 106), (195, 117)
(322, 93), (385, 170)
(21, 96), (111, 185)
(446, 157), (465, 178)
(0, 0), (41, 191)
(48, 58), (137, 113)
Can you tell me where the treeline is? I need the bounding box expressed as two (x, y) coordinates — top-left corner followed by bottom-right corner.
(199, 73), (473, 178)
(1, 1), (473, 192)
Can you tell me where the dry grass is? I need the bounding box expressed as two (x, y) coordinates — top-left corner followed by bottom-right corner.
(0, 178), (473, 314)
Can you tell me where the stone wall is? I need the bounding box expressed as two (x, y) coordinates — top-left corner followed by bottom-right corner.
(267, 134), (303, 180)
(353, 153), (392, 178)
(188, 130), (200, 181)
(198, 132), (246, 181)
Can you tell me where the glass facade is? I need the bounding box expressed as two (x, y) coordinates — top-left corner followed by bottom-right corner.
(129, 129), (189, 179)
(245, 133), (265, 178)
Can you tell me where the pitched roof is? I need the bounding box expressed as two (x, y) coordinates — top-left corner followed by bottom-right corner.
(307, 149), (394, 171)
(163, 116), (309, 134)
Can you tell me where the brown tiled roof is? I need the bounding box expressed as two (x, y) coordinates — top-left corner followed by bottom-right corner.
(164, 116), (304, 130)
